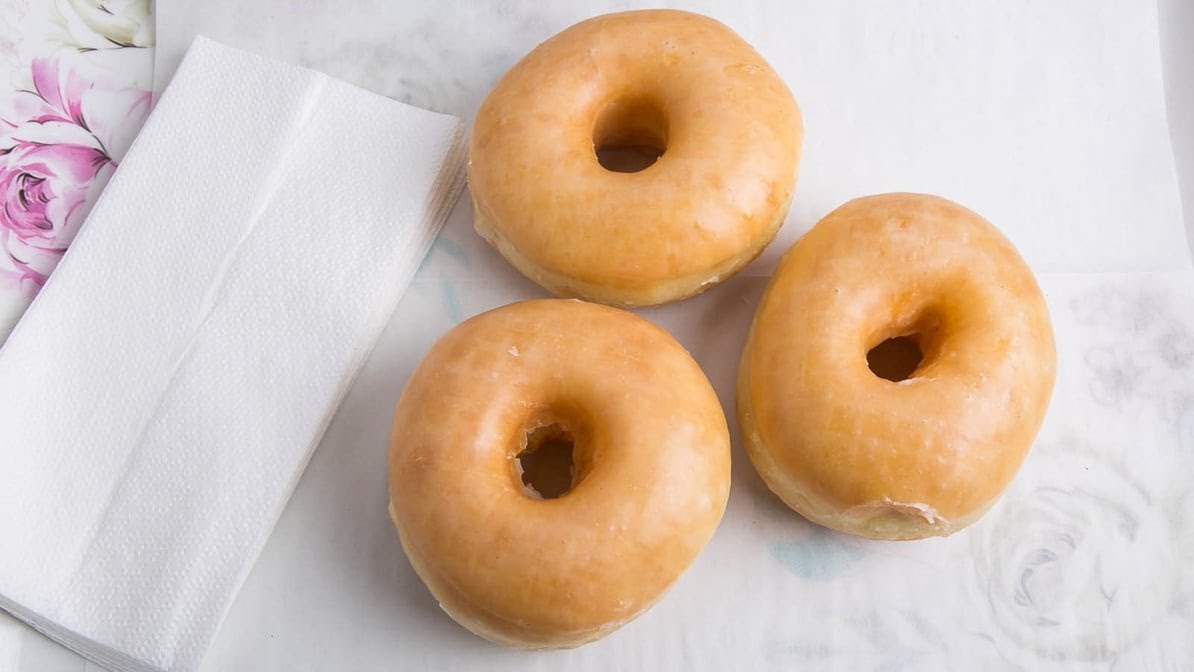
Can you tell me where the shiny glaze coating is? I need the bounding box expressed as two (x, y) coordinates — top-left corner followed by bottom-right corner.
(738, 193), (1056, 539)
(469, 9), (802, 306)
(390, 299), (730, 647)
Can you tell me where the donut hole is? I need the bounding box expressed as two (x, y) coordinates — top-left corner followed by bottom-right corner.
(867, 335), (924, 382)
(516, 424), (578, 499)
(593, 95), (668, 173)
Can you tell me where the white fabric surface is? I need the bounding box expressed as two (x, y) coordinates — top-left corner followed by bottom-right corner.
(0, 36), (465, 672)
(153, 0), (1191, 276)
(140, 2), (1194, 671)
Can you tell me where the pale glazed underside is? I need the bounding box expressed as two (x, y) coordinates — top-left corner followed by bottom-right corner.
(389, 299), (731, 647)
(468, 9), (802, 307)
(738, 193), (1056, 540)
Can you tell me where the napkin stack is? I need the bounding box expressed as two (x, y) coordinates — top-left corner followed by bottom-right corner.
(0, 37), (465, 672)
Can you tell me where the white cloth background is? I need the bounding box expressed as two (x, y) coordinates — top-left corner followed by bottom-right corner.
(143, 1), (1194, 670)
(4, 0), (1193, 669)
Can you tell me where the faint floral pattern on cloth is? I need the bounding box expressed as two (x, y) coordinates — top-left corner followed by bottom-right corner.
(0, 0), (153, 341)
(972, 444), (1175, 661)
(972, 278), (1194, 665)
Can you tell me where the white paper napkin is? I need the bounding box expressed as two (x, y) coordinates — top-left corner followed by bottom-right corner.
(0, 35), (465, 672)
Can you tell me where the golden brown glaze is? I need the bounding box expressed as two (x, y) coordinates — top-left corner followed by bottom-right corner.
(389, 299), (731, 647)
(469, 9), (802, 307)
(738, 193), (1056, 540)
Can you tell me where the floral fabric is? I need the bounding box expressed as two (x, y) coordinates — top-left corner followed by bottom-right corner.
(0, 0), (153, 341)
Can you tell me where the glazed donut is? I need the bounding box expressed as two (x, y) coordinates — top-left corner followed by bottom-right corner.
(388, 299), (730, 648)
(738, 193), (1056, 540)
(468, 9), (802, 307)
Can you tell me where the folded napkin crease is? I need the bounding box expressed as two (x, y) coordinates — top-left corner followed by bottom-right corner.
(0, 36), (466, 672)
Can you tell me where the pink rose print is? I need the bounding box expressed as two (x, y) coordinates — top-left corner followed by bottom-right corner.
(0, 56), (149, 296)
